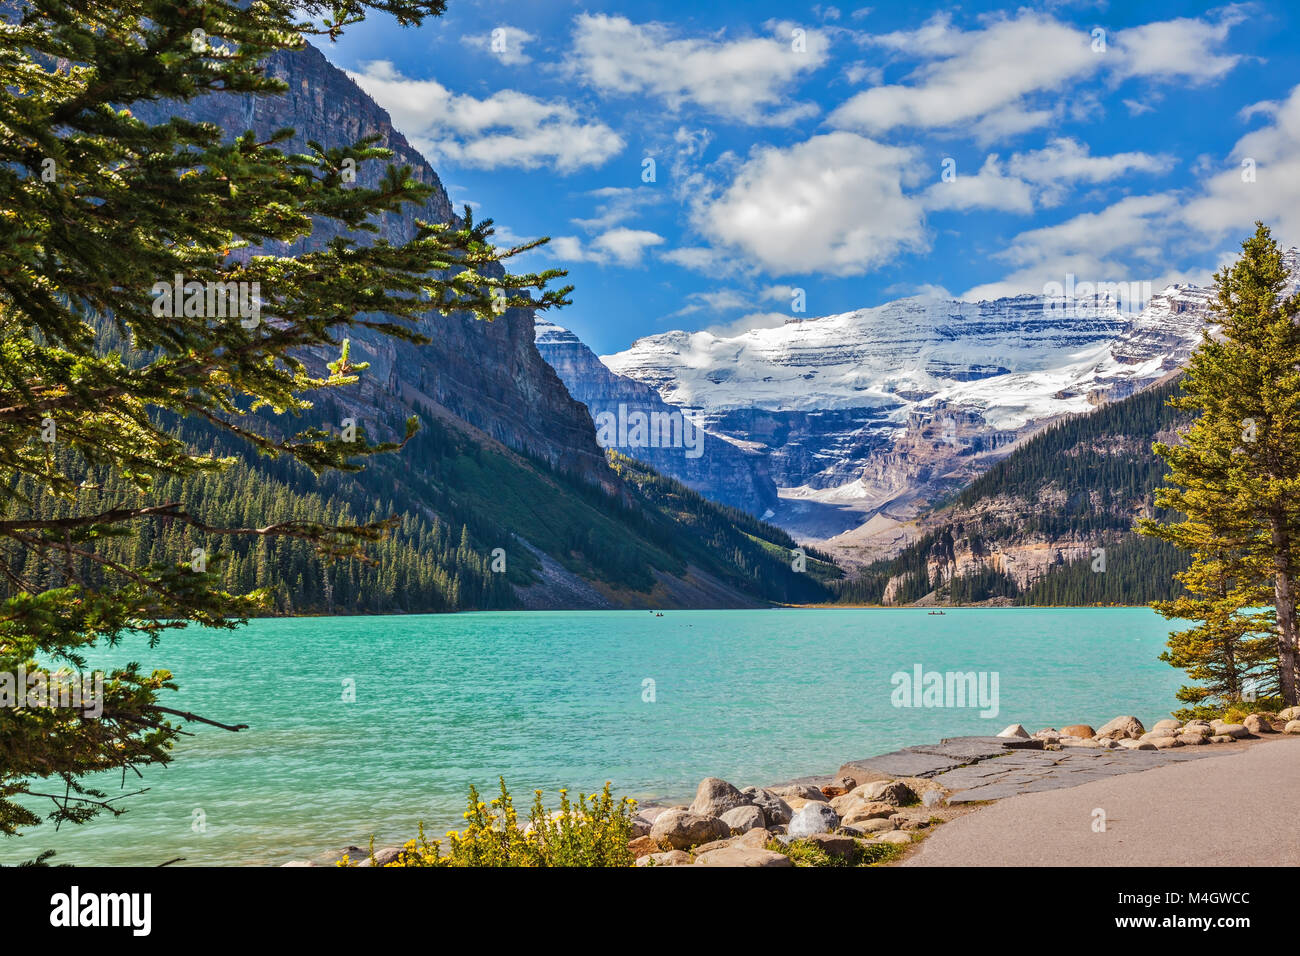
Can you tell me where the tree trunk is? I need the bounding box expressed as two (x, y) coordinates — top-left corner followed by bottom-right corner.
(1271, 516), (1300, 706)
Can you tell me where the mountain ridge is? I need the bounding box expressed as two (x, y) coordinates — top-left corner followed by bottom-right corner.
(587, 256), (1298, 545)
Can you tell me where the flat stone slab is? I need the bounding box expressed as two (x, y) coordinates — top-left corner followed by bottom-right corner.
(923, 737), (1026, 760)
(766, 735), (1249, 809)
(841, 735), (1045, 779)
(943, 744), (1235, 803)
(840, 752), (969, 779)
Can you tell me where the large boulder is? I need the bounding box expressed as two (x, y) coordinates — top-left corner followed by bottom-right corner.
(921, 790), (947, 808)
(843, 817), (895, 834)
(787, 802), (840, 839)
(799, 833), (861, 860)
(769, 783), (827, 802)
(740, 787), (793, 826)
(1285, 720), (1300, 734)
(719, 804), (766, 835)
(1216, 723), (1250, 739)
(627, 836), (658, 858)
(1096, 716), (1146, 740)
(1152, 719), (1182, 734)
(689, 777), (751, 817)
(997, 723), (1030, 739)
(1061, 724), (1095, 738)
(1244, 714), (1276, 734)
(874, 831), (913, 845)
(1151, 735), (1182, 749)
(1279, 706), (1300, 722)
(1177, 732), (1208, 745)
(635, 850), (693, 866)
(854, 780), (918, 807)
(649, 809), (731, 850)
(840, 802), (898, 826)
(732, 827), (774, 849)
(694, 846), (793, 867)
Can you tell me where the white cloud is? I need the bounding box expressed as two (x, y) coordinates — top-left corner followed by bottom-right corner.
(963, 81), (1300, 302)
(347, 61), (624, 172)
(462, 26), (537, 66)
(1182, 83), (1300, 246)
(1109, 12), (1245, 83)
(962, 193), (1181, 299)
(550, 228), (666, 267)
(829, 10), (1244, 143)
(694, 132), (927, 277)
(830, 13), (1099, 141)
(1007, 137), (1175, 205)
(922, 155), (1034, 214)
(1123, 97), (1159, 116)
(571, 186), (664, 232)
(669, 288), (753, 317)
(566, 14), (828, 125)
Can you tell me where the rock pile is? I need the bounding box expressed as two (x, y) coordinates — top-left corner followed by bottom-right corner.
(632, 773), (942, 866)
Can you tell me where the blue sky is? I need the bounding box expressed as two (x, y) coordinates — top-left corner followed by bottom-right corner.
(315, 1), (1300, 355)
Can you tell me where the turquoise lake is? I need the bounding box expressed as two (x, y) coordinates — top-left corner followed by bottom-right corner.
(2, 608), (1187, 866)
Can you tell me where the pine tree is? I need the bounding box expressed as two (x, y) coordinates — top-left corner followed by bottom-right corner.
(1140, 223), (1300, 705)
(0, 0), (569, 844)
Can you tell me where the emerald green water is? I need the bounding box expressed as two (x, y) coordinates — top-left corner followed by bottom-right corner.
(2, 608), (1184, 866)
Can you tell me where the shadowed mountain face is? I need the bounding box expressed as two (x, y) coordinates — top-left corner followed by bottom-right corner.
(534, 318), (779, 516)
(129, 41), (611, 489)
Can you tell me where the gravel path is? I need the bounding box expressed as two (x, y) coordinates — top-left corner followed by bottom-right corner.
(903, 736), (1300, 866)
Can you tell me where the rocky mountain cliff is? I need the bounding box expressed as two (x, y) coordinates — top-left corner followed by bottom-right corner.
(129, 41), (610, 489)
(833, 375), (1193, 607)
(598, 261), (1299, 545)
(534, 319), (778, 515)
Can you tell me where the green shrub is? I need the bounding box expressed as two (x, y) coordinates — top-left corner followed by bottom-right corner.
(359, 778), (638, 867)
(769, 836), (909, 867)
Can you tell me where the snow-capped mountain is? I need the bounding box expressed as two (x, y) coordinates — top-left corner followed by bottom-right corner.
(591, 254), (1297, 542)
(534, 318), (779, 514)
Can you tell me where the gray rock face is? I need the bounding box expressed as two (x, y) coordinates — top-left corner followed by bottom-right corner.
(719, 805), (766, 834)
(535, 320), (779, 516)
(787, 802), (840, 839)
(741, 786), (794, 826)
(689, 777), (751, 817)
(134, 45), (612, 489)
